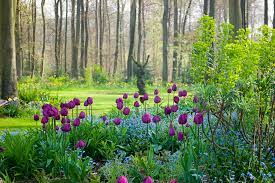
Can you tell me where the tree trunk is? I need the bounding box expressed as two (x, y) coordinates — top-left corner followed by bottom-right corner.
(0, 0), (18, 98)
(41, 0), (46, 77)
(229, 0), (242, 35)
(113, 0), (120, 76)
(241, 0), (246, 28)
(31, 0), (36, 77)
(84, 0), (89, 68)
(137, 0), (142, 63)
(71, 0), (78, 78)
(54, 0), (60, 76)
(59, 0), (63, 73)
(15, 0), (22, 79)
(105, 0), (111, 74)
(64, 0), (68, 73)
(99, 0), (104, 68)
(264, 0), (268, 25)
(95, 0), (99, 65)
(80, 0), (85, 77)
(162, 0), (169, 82)
(75, 0), (81, 77)
(203, 0), (208, 15)
(127, 0), (137, 81)
(223, 0), (228, 22)
(182, 0), (192, 35)
(273, 0), (275, 28)
(209, 0), (215, 18)
(172, 0), (178, 81)
(142, 0), (146, 62)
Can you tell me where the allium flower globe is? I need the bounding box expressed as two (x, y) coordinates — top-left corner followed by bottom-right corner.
(169, 123), (176, 137)
(172, 83), (177, 91)
(173, 96), (180, 104)
(164, 106), (172, 115)
(62, 123), (71, 132)
(154, 89), (159, 95)
(117, 102), (123, 110)
(73, 118), (81, 127)
(142, 113), (151, 123)
(134, 101), (140, 107)
(123, 93), (128, 99)
(178, 132), (184, 141)
(33, 114), (39, 121)
(41, 116), (49, 124)
(194, 113), (204, 125)
(123, 107), (130, 115)
(60, 107), (68, 116)
(117, 176), (128, 183)
(143, 176), (153, 183)
(76, 140), (86, 149)
(79, 111), (86, 119)
(178, 113), (188, 125)
(171, 105), (178, 113)
(167, 88), (172, 93)
(113, 118), (122, 125)
(152, 115), (161, 123)
(133, 92), (139, 98)
(154, 96), (161, 104)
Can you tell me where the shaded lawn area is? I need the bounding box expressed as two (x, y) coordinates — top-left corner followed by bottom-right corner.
(0, 84), (193, 129)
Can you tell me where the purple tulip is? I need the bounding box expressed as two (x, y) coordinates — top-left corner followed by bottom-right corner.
(173, 96), (180, 104)
(154, 96), (161, 104)
(143, 176), (153, 183)
(193, 95), (199, 103)
(152, 115), (161, 123)
(134, 101), (140, 107)
(87, 97), (93, 105)
(182, 90), (187, 97)
(41, 116), (49, 124)
(142, 113), (151, 124)
(62, 123), (71, 132)
(178, 113), (188, 125)
(102, 115), (107, 121)
(117, 176), (128, 183)
(167, 88), (172, 93)
(79, 111), (85, 119)
(169, 123), (176, 137)
(113, 118), (122, 125)
(73, 98), (81, 106)
(84, 100), (88, 106)
(73, 118), (81, 127)
(154, 89), (159, 95)
(76, 140), (86, 149)
(178, 132), (184, 141)
(123, 107), (131, 115)
(116, 98), (123, 104)
(133, 92), (139, 98)
(194, 113), (203, 125)
(123, 93), (128, 99)
(33, 114), (39, 121)
(68, 100), (76, 109)
(54, 114), (60, 120)
(143, 93), (149, 101)
(140, 97), (145, 103)
(117, 102), (123, 110)
(171, 105), (178, 113)
(172, 83), (177, 91)
(60, 107), (68, 116)
(164, 106), (172, 115)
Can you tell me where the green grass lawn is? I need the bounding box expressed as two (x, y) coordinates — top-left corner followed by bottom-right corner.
(0, 84), (193, 130)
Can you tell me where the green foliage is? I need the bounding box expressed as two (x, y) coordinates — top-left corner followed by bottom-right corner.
(92, 65), (109, 84)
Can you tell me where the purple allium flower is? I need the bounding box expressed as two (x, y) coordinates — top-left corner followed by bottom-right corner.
(123, 107), (131, 115)
(167, 88), (172, 93)
(178, 132), (184, 141)
(60, 107), (68, 116)
(143, 176), (153, 183)
(33, 114), (39, 121)
(84, 100), (88, 106)
(76, 140), (86, 149)
(170, 179), (177, 183)
(68, 100), (76, 109)
(171, 105), (178, 113)
(0, 146), (5, 153)
(123, 93), (128, 99)
(42, 104), (51, 110)
(154, 96), (161, 104)
(133, 92), (139, 98)
(73, 118), (81, 127)
(169, 123), (176, 137)
(194, 113), (203, 125)
(143, 93), (149, 101)
(79, 111), (85, 119)
(62, 123), (71, 132)
(117, 176), (128, 183)
(164, 106), (172, 115)
(178, 113), (188, 125)
(60, 102), (66, 108)
(134, 101), (140, 107)
(172, 83), (177, 91)
(173, 96), (180, 104)
(142, 113), (151, 124)
(41, 116), (49, 124)
(113, 118), (122, 125)
(152, 115), (161, 123)
(54, 115), (60, 120)
(193, 95), (199, 103)
(182, 90), (187, 97)
(140, 97), (145, 103)
(154, 89), (159, 95)
(117, 102), (123, 110)
(73, 98), (81, 106)
(192, 107), (199, 113)
(61, 117), (70, 124)
(87, 97), (93, 105)
(102, 115), (107, 121)
(116, 97), (123, 104)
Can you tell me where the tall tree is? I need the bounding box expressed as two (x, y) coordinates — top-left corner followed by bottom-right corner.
(31, 0), (36, 77)
(71, 0), (78, 78)
(95, 0), (99, 65)
(59, 0), (63, 72)
(264, 0), (268, 25)
(75, 0), (81, 77)
(273, 0), (275, 28)
(229, 0), (242, 35)
(127, 0), (137, 80)
(172, 0), (178, 81)
(241, 0), (247, 28)
(54, 0), (60, 76)
(203, 0), (208, 15)
(0, 0), (18, 98)
(113, 0), (120, 76)
(162, 0), (169, 82)
(137, 0), (142, 63)
(84, 0), (89, 68)
(80, 0), (85, 77)
(41, 0), (46, 77)
(64, 0), (68, 73)
(15, 0), (22, 79)
(209, 0), (215, 18)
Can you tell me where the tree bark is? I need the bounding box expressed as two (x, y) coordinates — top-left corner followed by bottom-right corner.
(71, 0), (78, 78)
(95, 0), (99, 65)
(241, 0), (247, 28)
(31, 0), (36, 77)
(209, 0), (215, 18)
(162, 0), (169, 82)
(203, 0), (208, 15)
(182, 0), (192, 35)
(41, 0), (46, 77)
(113, 0), (120, 76)
(80, 0), (85, 77)
(99, 0), (104, 68)
(84, 0), (89, 68)
(15, 0), (22, 79)
(0, 0), (18, 98)
(273, 0), (275, 28)
(137, 0), (142, 63)
(59, 0), (63, 73)
(172, 0), (178, 81)
(264, 0), (268, 25)
(54, 0), (60, 76)
(64, 0), (68, 73)
(127, 0), (137, 81)
(229, 0), (242, 35)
